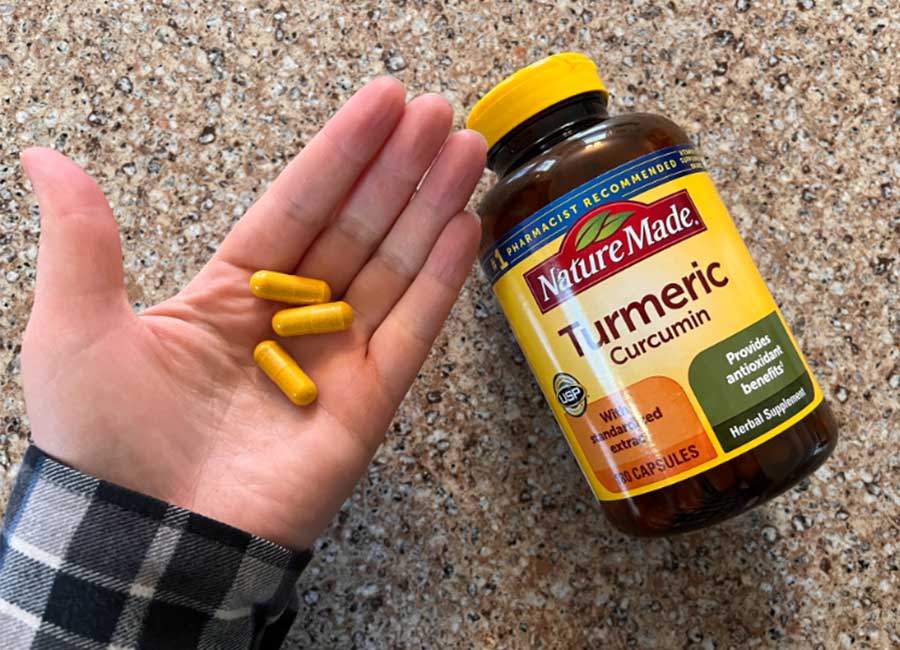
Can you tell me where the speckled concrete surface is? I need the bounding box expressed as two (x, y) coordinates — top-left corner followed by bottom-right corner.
(1, 1), (898, 648)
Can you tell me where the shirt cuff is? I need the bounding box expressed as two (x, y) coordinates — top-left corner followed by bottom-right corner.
(0, 445), (311, 650)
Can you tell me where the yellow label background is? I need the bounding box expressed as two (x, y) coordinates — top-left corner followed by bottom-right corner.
(493, 172), (823, 501)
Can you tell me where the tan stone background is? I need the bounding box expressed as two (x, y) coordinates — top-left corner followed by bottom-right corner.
(1, 1), (897, 648)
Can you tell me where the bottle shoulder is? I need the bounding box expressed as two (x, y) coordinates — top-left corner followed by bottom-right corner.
(478, 112), (692, 252)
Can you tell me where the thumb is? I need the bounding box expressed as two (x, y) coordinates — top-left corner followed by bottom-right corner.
(22, 148), (129, 323)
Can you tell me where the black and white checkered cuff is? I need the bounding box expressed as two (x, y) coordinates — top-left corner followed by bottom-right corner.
(0, 445), (311, 649)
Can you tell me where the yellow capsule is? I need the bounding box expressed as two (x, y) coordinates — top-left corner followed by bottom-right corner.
(253, 340), (317, 406)
(249, 270), (331, 305)
(272, 301), (354, 337)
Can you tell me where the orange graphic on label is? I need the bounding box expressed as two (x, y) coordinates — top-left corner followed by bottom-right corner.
(564, 376), (716, 493)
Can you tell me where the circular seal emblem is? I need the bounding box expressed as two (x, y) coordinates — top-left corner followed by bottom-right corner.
(553, 372), (587, 417)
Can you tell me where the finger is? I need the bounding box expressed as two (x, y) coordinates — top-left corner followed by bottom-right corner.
(21, 148), (129, 324)
(294, 93), (453, 296)
(215, 77), (407, 271)
(367, 211), (480, 399)
(343, 129), (486, 333)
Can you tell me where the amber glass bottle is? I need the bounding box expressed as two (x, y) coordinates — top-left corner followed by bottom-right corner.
(468, 53), (838, 535)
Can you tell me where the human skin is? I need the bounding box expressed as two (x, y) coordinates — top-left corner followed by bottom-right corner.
(19, 77), (487, 551)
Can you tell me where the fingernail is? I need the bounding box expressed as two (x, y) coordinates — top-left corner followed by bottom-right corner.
(461, 129), (489, 153)
(20, 148), (53, 202)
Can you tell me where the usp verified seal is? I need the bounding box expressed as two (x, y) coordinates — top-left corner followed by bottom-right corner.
(554, 372), (587, 417)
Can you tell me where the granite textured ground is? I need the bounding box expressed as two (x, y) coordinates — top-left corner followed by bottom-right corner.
(1, 1), (898, 648)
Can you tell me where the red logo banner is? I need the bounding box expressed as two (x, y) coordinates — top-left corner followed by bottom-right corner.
(524, 190), (706, 312)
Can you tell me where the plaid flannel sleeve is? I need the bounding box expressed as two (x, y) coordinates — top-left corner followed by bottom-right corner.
(0, 445), (312, 650)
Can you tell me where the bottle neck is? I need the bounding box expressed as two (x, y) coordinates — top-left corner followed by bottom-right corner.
(487, 92), (610, 177)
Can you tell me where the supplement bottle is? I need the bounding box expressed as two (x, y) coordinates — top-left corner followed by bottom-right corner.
(467, 53), (838, 535)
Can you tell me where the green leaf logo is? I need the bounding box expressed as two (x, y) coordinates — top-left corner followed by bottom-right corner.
(574, 211), (609, 251)
(574, 210), (634, 251)
(596, 210), (634, 239)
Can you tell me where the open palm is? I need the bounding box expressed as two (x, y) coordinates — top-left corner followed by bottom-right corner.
(20, 78), (486, 550)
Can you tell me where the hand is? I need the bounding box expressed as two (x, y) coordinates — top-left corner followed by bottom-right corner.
(19, 78), (486, 550)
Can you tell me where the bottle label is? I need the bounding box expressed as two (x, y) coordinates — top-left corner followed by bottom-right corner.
(483, 144), (823, 500)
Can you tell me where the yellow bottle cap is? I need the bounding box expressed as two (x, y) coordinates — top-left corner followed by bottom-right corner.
(466, 53), (607, 152)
